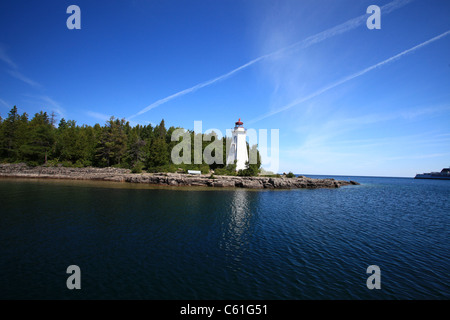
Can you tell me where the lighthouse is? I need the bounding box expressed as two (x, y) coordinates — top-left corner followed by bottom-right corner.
(227, 118), (249, 171)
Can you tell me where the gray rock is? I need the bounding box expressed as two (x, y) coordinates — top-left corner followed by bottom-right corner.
(0, 163), (359, 189)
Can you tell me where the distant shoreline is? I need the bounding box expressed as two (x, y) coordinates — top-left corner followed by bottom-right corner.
(0, 163), (359, 189)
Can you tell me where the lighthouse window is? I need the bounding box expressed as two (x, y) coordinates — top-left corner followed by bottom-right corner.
(234, 136), (237, 145)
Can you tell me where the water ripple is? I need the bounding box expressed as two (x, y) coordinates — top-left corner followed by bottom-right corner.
(0, 177), (448, 299)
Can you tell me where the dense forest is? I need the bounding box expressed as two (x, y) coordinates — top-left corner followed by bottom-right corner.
(0, 106), (261, 176)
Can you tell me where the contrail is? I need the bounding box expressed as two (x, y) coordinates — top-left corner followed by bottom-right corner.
(247, 30), (450, 125)
(0, 44), (17, 69)
(128, 57), (265, 119)
(128, 0), (414, 120)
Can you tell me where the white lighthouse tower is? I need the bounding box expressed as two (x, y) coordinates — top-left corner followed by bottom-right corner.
(227, 118), (249, 171)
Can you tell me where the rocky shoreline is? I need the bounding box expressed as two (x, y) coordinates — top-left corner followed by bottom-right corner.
(0, 163), (359, 189)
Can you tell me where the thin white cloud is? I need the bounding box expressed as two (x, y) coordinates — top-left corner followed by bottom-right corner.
(128, 57), (263, 119)
(0, 98), (10, 108)
(22, 94), (66, 120)
(248, 30), (450, 124)
(2, 45), (63, 120)
(337, 133), (450, 151)
(86, 111), (112, 122)
(435, 133), (450, 137)
(399, 104), (450, 119)
(1, 43), (42, 88)
(128, 0), (414, 119)
(0, 45), (17, 69)
(282, 131), (450, 176)
(127, 119), (153, 127)
(283, 105), (450, 163)
(86, 111), (138, 125)
(266, 0), (414, 57)
(39, 96), (65, 118)
(306, 104), (450, 136)
(8, 69), (41, 88)
(280, 102), (450, 176)
(379, 152), (450, 161)
(128, 55), (269, 119)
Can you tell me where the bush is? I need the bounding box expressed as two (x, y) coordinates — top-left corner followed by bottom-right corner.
(146, 164), (178, 173)
(199, 164), (210, 174)
(44, 159), (59, 167)
(26, 161), (40, 167)
(112, 163), (130, 169)
(237, 169), (251, 177)
(214, 167), (227, 175)
(131, 162), (144, 173)
(82, 160), (92, 167)
(61, 161), (73, 167)
(74, 160), (86, 168)
(214, 164), (237, 176)
(237, 161), (259, 177)
(286, 172), (296, 178)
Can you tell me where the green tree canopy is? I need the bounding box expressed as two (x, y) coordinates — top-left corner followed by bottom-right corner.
(0, 106), (262, 175)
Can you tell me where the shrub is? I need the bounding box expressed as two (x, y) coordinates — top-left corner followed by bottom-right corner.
(44, 159), (59, 167)
(61, 161), (73, 167)
(286, 172), (296, 178)
(26, 161), (40, 167)
(112, 163), (130, 169)
(214, 164), (237, 176)
(146, 164), (178, 173)
(82, 160), (92, 167)
(74, 160), (85, 168)
(131, 162), (144, 173)
(199, 164), (210, 174)
(237, 161), (259, 177)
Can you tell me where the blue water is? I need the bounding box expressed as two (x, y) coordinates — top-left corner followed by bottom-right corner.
(0, 176), (448, 299)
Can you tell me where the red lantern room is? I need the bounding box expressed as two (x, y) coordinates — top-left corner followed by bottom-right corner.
(235, 118), (244, 127)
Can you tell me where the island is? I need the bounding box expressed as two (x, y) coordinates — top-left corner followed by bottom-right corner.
(0, 163), (359, 189)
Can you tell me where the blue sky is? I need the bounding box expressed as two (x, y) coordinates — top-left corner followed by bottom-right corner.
(0, 0), (449, 177)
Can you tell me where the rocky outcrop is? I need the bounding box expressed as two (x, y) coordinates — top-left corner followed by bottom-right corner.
(0, 163), (359, 189)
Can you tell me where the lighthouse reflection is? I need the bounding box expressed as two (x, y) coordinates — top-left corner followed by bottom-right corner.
(220, 190), (257, 266)
(229, 191), (250, 240)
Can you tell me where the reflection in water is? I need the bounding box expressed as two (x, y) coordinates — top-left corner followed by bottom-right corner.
(1, 178), (449, 299)
(220, 191), (255, 268)
(229, 190), (250, 241)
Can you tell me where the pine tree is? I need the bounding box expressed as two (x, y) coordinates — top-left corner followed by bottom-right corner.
(95, 117), (128, 167)
(0, 106), (29, 161)
(0, 108), (262, 174)
(58, 118), (67, 130)
(55, 119), (84, 164)
(20, 111), (55, 164)
(158, 119), (167, 139)
(146, 137), (169, 168)
(126, 129), (146, 167)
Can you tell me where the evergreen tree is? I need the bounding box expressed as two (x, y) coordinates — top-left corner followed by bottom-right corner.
(55, 120), (92, 165)
(20, 111), (55, 164)
(0, 106), (20, 159)
(126, 129), (146, 167)
(58, 118), (67, 130)
(158, 119), (167, 139)
(140, 123), (153, 140)
(248, 144), (262, 174)
(0, 107), (30, 161)
(95, 117), (128, 167)
(0, 109), (263, 174)
(146, 137), (169, 168)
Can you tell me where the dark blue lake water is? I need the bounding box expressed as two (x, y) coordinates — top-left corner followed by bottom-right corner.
(0, 176), (448, 299)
